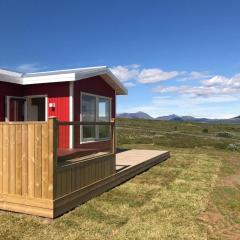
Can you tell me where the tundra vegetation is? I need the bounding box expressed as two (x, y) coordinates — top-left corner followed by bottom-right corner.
(0, 118), (240, 240)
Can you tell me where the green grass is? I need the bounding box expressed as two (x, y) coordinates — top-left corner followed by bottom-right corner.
(1, 118), (240, 239)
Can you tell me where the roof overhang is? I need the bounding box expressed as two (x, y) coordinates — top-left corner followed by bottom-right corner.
(0, 66), (128, 95)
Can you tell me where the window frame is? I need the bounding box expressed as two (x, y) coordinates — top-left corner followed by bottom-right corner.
(80, 92), (112, 143)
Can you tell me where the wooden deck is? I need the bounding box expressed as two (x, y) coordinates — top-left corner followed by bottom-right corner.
(0, 118), (170, 218)
(54, 149), (170, 218)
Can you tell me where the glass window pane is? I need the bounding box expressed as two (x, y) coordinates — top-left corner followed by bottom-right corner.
(82, 95), (96, 122)
(82, 125), (96, 141)
(99, 125), (110, 139)
(98, 98), (110, 122)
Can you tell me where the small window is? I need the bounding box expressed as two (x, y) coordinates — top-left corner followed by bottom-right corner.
(81, 93), (111, 142)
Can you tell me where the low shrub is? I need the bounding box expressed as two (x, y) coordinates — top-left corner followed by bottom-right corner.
(227, 143), (240, 151)
(216, 132), (232, 138)
(202, 128), (208, 133)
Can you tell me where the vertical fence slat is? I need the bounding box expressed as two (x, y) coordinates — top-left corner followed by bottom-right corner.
(9, 124), (16, 194)
(2, 125), (9, 194)
(35, 124), (42, 198)
(42, 124), (49, 198)
(22, 124), (28, 196)
(16, 125), (22, 195)
(28, 124), (35, 198)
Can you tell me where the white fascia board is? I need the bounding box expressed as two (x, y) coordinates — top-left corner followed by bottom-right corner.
(24, 66), (107, 77)
(0, 74), (22, 84)
(105, 69), (128, 95)
(22, 73), (75, 85)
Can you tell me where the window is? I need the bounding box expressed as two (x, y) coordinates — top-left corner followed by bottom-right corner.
(81, 93), (111, 142)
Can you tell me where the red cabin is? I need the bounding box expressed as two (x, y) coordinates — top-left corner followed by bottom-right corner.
(0, 67), (127, 155)
(0, 67), (170, 218)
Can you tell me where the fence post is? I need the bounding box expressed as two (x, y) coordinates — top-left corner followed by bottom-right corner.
(48, 117), (58, 200)
(111, 119), (116, 154)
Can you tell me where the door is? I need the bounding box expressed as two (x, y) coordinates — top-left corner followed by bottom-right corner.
(27, 97), (46, 121)
(6, 97), (26, 121)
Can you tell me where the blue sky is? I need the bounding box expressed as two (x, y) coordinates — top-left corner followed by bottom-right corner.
(1, 0), (240, 118)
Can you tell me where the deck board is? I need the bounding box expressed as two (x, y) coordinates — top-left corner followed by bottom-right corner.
(116, 149), (168, 170)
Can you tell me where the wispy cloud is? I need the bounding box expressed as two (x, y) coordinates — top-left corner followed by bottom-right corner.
(111, 64), (212, 85)
(138, 68), (179, 83)
(111, 64), (180, 85)
(177, 71), (212, 82)
(124, 82), (136, 87)
(110, 64), (139, 82)
(112, 64), (240, 119)
(154, 73), (240, 97)
(15, 63), (44, 73)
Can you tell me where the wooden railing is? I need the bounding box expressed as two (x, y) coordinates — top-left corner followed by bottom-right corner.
(56, 120), (116, 160)
(55, 120), (116, 199)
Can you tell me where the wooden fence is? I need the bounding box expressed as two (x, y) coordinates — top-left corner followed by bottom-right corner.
(56, 154), (115, 198)
(0, 118), (116, 218)
(0, 119), (57, 217)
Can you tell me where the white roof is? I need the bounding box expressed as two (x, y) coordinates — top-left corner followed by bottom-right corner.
(0, 66), (127, 95)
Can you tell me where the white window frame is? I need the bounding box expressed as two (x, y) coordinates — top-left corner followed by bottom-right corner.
(80, 92), (112, 143)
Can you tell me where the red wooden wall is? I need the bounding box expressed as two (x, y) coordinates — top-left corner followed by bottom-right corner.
(23, 83), (70, 148)
(0, 82), (23, 121)
(0, 76), (116, 152)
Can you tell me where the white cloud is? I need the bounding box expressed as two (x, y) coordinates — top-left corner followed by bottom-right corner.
(178, 71), (211, 81)
(110, 65), (139, 82)
(124, 82), (136, 88)
(202, 75), (228, 86)
(16, 63), (43, 73)
(111, 64), (213, 85)
(155, 72), (240, 98)
(111, 64), (180, 84)
(138, 68), (179, 83)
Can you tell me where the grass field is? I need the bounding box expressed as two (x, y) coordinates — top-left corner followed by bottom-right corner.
(1, 118), (240, 239)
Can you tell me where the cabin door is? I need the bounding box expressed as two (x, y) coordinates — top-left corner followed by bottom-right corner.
(26, 96), (47, 121)
(6, 96), (26, 121)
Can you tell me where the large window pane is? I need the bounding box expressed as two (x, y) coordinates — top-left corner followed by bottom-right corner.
(82, 95), (96, 122)
(81, 93), (111, 142)
(98, 97), (110, 122)
(99, 125), (110, 139)
(82, 125), (96, 141)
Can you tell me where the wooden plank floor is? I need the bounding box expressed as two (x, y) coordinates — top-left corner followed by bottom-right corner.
(116, 149), (169, 172)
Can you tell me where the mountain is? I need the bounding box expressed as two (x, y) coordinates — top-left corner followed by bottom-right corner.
(117, 112), (240, 124)
(156, 114), (179, 121)
(117, 111), (153, 120)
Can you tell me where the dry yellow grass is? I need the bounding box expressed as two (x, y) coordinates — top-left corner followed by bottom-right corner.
(0, 147), (231, 240)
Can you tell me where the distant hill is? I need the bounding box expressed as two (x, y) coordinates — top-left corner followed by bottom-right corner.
(117, 112), (240, 124)
(117, 111), (153, 120)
